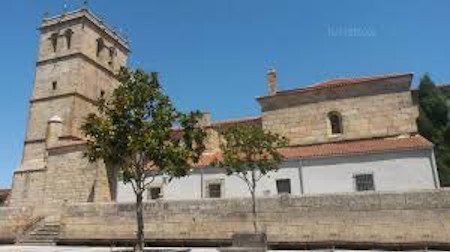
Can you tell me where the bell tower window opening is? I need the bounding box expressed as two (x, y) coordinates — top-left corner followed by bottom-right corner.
(50, 33), (58, 52)
(64, 29), (74, 49)
(108, 47), (116, 67)
(96, 38), (104, 57)
(109, 47), (116, 58)
(52, 81), (57, 90)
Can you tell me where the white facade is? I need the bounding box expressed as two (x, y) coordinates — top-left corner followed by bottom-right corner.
(116, 149), (439, 202)
(301, 149), (439, 194)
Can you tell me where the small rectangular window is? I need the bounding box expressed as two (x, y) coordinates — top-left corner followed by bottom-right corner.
(208, 183), (221, 198)
(52, 81), (57, 90)
(276, 179), (291, 194)
(148, 187), (161, 200)
(354, 174), (375, 191)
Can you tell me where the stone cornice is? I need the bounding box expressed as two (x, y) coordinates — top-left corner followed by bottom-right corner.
(47, 142), (87, 155)
(36, 52), (118, 79)
(257, 74), (413, 112)
(25, 135), (84, 145)
(14, 168), (46, 174)
(30, 92), (97, 105)
(258, 80), (411, 112)
(24, 138), (87, 154)
(24, 139), (45, 144)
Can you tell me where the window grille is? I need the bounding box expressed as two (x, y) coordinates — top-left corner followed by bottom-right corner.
(148, 187), (161, 200)
(208, 183), (221, 198)
(276, 179), (291, 194)
(354, 174), (375, 191)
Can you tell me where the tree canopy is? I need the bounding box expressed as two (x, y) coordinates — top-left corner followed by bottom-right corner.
(417, 74), (450, 186)
(81, 67), (206, 251)
(214, 125), (288, 233)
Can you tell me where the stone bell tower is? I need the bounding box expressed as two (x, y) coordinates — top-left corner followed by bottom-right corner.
(10, 8), (129, 208)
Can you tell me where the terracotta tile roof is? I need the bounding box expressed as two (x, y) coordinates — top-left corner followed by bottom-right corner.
(437, 84), (450, 89)
(258, 73), (413, 100)
(0, 189), (11, 196)
(172, 116), (262, 139)
(196, 152), (222, 167)
(0, 189), (11, 206)
(280, 134), (432, 159)
(210, 116), (261, 128)
(193, 135), (432, 167)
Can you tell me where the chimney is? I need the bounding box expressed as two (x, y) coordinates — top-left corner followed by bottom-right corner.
(198, 111), (211, 127)
(267, 68), (277, 95)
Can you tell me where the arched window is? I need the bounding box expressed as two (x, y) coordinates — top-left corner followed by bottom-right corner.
(328, 111), (343, 135)
(64, 29), (74, 49)
(50, 33), (58, 52)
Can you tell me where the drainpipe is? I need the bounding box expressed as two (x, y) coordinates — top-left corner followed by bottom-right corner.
(430, 149), (440, 188)
(200, 167), (204, 198)
(298, 159), (304, 194)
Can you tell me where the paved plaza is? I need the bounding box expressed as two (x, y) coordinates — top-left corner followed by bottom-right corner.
(0, 246), (440, 252)
(0, 247), (217, 252)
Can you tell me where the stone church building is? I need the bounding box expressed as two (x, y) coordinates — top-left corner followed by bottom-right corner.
(9, 8), (439, 208)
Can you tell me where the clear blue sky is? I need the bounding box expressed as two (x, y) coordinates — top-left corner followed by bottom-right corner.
(1, 0), (450, 188)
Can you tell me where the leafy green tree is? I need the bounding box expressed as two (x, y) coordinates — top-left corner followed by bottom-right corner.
(214, 125), (288, 233)
(417, 74), (450, 186)
(81, 67), (206, 252)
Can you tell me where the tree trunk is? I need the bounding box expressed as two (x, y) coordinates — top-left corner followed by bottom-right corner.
(135, 190), (145, 252)
(251, 170), (257, 233)
(251, 189), (257, 233)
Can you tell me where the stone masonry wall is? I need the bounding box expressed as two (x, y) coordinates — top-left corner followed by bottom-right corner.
(0, 207), (34, 243)
(59, 189), (450, 247)
(43, 145), (112, 205)
(262, 91), (418, 146)
(9, 170), (46, 207)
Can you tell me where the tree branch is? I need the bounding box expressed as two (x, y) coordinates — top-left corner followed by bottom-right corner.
(255, 172), (265, 183)
(234, 172), (254, 193)
(130, 179), (138, 195)
(143, 175), (156, 189)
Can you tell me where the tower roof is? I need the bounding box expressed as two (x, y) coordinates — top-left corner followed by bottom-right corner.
(41, 8), (129, 52)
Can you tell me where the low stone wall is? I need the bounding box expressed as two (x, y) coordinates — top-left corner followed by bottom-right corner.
(59, 189), (450, 249)
(0, 207), (34, 243)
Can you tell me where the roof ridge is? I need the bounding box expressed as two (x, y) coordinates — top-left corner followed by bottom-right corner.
(170, 116), (261, 132)
(309, 72), (413, 88)
(284, 134), (424, 148)
(256, 72), (413, 100)
(211, 116), (261, 126)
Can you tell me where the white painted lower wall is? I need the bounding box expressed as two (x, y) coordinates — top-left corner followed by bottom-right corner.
(116, 149), (438, 202)
(301, 149), (439, 194)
